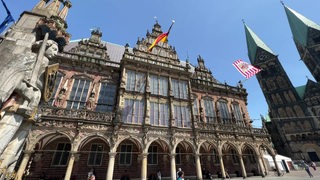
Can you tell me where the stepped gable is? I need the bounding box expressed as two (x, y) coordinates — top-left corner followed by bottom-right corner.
(63, 29), (127, 64)
(127, 21), (180, 65)
(192, 55), (218, 84)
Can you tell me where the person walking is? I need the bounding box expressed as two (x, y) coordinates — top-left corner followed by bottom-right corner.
(304, 162), (313, 178)
(157, 169), (162, 180)
(176, 168), (184, 180)
(310, 161), (316, 171)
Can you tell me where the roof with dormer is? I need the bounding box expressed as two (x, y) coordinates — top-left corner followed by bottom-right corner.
(244, 24), (275, 64)
(284, 5), (320, 47)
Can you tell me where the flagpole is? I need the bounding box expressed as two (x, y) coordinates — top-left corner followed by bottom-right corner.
(156, 20), (175, 60)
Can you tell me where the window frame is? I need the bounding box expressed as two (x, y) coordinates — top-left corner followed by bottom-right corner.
(119, 144), (133, 165)
(88, 143), (104, 166)
(51, 142), (71, 166)
(96, 82), (117, 112)
(148, 145), (158, 165)
(66, 78), (91, 109)
(203, 98), (215, 123)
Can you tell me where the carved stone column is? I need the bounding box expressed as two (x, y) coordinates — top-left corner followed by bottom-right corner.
(272, 155), (281, 176)
(169, 153), (176, 180)
(64, 151), (78, 180)
(14, 150), (33, 180)
(195, 153), (203, 180)
(106, 152), (116, 180)
(140, 153), (148, 180)
(257, 155), (266, 177)
(219, 155), (226, 179)
(239, 155), (247, 178)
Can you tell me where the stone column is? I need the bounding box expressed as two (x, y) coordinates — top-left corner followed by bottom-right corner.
(239, 155), (247, 178)
(219, 155), (226, 179)
(64, 151), (77, 180)
(170, 154), (176, 180)
(14, 150), (33, 180)
(257, 155), (265, 177)
(140, 153), (148, 180)
(106, 152), (116, 180)
(272, 155), (281, 175)
(195, 154), (203, 180)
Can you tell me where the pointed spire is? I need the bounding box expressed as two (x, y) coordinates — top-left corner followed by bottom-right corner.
(244, 22), (275, 63)
(32, 0), (50, 10)
(283, 4), (320, 47)
(45, 0), (62, 16)
(58, 0), (72, 20)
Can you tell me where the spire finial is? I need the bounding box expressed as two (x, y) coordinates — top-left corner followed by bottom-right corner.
(242, 19), (246, 25)
(154, 16), (158, 24)
(280, 1), (284, 6)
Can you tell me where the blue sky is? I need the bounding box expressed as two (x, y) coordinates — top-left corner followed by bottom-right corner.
(2, 0), (320, 127)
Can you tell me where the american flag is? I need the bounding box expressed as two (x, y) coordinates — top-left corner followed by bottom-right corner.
(233, 59), (261, 79)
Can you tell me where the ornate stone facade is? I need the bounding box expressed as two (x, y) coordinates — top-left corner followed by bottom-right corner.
(0, 1), (276, 180)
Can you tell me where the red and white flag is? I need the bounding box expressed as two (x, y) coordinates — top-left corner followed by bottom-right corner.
(233, 59), (261, 79)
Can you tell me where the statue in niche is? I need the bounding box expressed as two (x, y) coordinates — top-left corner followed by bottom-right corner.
(86, 92), (96, 111)
(54, 88), (66, 107)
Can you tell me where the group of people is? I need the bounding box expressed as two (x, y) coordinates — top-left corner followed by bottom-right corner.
(304, 161), (316, 178)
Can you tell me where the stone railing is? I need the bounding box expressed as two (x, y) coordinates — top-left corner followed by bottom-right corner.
(123, 53), (188, 72)
(57, 53), (120, 68)
(197, 122), (268, 135)
(38, 106), (115, 123)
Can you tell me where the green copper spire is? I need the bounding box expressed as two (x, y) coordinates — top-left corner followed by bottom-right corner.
(284, 5), (320, 47)
(244, 23), (274, 64)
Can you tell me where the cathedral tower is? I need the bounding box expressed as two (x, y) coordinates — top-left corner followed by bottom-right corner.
(244, 23), (311, 156)
(284, 5), (320, 82)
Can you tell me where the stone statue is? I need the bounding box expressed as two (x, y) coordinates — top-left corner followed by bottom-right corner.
(0, 34), (58, 119)
(0, 34), (58, 173)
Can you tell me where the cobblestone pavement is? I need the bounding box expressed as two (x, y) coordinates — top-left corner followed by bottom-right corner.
(227, 169), (320, 180)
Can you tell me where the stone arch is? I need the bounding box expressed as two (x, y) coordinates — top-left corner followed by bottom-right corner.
(73, 134), (110, 180)
(76, 134), (109, 150)
(258, 143), (275, 156)
(241, 143), (259, 176)
(145, 137), (171, 152)
(111, 135), (142, 152)
(113, 137), (143, 179)
(220, 141), (240, 155)
(175, 140), (197, 177)
(30, 130), (72, 151)
(221, 142), (242, 177)
(199, 141), (219, 175)
(28, 132), (72, 180)
(146, 138), (171, 178)
(300, 143), (320, 162)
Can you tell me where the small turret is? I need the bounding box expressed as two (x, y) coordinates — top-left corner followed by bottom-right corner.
(58, 0), (72, 20)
